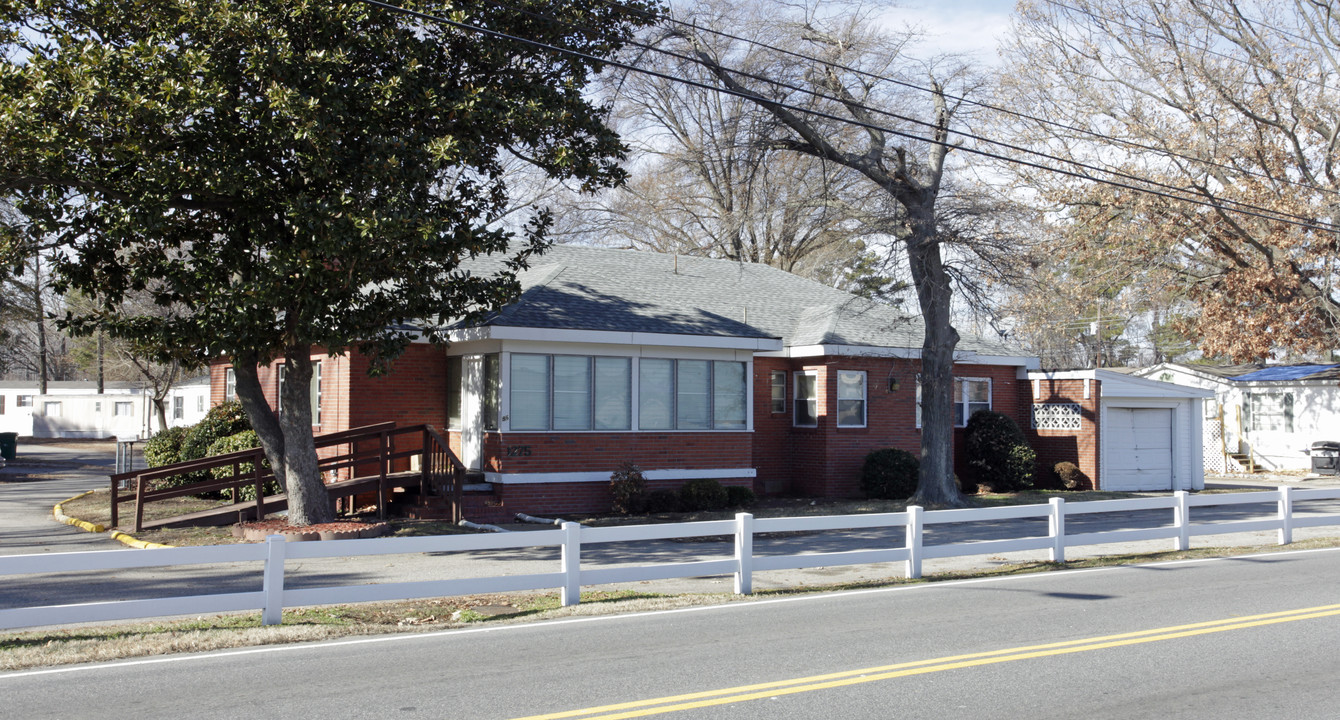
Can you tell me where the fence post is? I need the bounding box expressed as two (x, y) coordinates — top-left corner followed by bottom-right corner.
(1049, 497), (1066, 563)
(1174, 490), (1190, 551)
(561, 521), (581, 607)
(1278, 485), (1294, 545)
(262, 535), (287, 626)
(734, 512), (754, 595)
(905, 505), (923, 579)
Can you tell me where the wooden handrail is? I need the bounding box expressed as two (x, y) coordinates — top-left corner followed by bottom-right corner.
(116, 422), (469, 531)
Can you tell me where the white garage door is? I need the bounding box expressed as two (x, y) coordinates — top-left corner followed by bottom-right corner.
(1105, 408), (1174, 491)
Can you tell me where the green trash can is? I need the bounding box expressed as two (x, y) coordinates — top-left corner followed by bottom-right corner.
(0, 432), (16, 461)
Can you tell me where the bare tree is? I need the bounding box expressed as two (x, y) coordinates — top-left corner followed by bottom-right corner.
(660, 0), (1012, 506)
(996, 0), (1340, 362)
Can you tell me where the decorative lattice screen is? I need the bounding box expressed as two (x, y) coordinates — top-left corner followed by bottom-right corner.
(1203, 417), (1226, 474)
(1031, 403), (1081, 431)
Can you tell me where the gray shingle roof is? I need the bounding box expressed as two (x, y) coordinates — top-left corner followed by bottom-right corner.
(449, 245), (1026, 356)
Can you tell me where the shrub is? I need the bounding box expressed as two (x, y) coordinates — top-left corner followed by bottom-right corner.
(860, 448), (920, 499)
(609, 462), (648, 515)
(726, 485), (757, 509)
(965, 411), (1037, 493)
(644, 489), (681, 514)
(180, 400), (251, 463)
(208, 430), (277, 501)
(144, 426), (191, 468)
(679, 478), (729, 512)
(1054, 461), (1085, 490)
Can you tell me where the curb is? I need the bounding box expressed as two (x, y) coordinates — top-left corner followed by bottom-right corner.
(107, 530), (174, 550)
(52, 490), (105, 534)
(52, 490), (175, 549)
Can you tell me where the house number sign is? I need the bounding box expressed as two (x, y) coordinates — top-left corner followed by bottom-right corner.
(506, 445), (533, 457)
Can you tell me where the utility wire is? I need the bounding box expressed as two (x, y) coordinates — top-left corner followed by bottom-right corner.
(348, 0), (1340, 233)
(579, 0), (1340, 201)
(473, 0), (1340, 231)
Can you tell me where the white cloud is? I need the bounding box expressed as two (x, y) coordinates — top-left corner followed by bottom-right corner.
(879, 1), (1016, 64)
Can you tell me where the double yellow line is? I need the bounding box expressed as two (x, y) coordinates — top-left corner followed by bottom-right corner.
(513, 602), (1340, 719)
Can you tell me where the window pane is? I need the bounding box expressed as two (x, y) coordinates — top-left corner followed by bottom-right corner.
(483, 354), (500, 430)
(639, 359), (674, 430)
(311, 361), (322, 425)
(795, 372), (817, 426)
(510, 354), (550, 430)
(966, 379), (990, 403)
(225, 369), (236, 401)
(713, 361), (747, 429)
(837, 370), (865, 427)
(770, 371), (786, 413)
(447, 356), (463, 429)
(553, 356), (592, 430)
(677, 360), (710, 429)
(44, 402), (61, 417)
(594, 357), (631, 430)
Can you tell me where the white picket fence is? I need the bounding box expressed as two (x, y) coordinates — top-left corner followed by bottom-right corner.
(3, 486), (1339, 630)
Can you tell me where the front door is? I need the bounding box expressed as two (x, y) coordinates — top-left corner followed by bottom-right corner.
(461, 355), (483, 470)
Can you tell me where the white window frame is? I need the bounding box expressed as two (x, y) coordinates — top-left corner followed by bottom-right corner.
(916, 376), (993, 428)
(793, 370), (818, 428)
(17, 395), (33, 408)
(770, 370), (786, 414)
(510, 354), (636, 432)
(173, 395), (184, 420)
(43, 401), (62, 417)
(113, 401), (133, 417)
(836, 370), (867, 428)
(277, 361), (322, 426)
(225, 368), (236, 401)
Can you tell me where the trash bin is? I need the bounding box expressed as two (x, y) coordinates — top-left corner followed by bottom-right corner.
(0, 432), (16, 462)
(1311, 441), (1340, 475)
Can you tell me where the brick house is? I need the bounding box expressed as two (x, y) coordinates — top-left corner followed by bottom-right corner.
(208, 246), (1195, 520)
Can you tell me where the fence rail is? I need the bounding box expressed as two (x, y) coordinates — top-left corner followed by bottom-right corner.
(4, 486), (1340, 630)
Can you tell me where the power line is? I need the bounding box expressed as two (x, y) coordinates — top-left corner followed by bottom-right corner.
(347, 0), (1340, 234)
(480, 0), (1340, 232)
(580, 0), (1340, 202)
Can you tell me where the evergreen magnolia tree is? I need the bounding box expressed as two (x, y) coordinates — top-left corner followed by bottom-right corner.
(0, 0), (657, 525)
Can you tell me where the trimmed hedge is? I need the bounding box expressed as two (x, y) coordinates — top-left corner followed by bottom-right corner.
(965, 411), (1036, 493)
(860, 448), (920, 499)
(679, 478), (729, 512)
(144, 426), (190, 468)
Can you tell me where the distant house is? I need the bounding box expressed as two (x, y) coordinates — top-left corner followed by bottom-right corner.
(207, 246), (1201, 520)
(1136, 362), (1340, 472)
(0, 375), (213, 440)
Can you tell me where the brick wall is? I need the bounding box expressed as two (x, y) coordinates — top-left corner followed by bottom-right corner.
(1026, 377), (1101, 489)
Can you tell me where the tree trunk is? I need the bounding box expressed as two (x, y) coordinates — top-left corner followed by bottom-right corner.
(904, 204), (968, 508)
(32, 256), (47, 394)
(153, 397), (168, 435)
(231, 348), (332, 525)
(276, 349), (330, 525)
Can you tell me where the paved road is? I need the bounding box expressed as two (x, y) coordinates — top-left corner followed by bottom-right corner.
(5, 547), (1339, 718)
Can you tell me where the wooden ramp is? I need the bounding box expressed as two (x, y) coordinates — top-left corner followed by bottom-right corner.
(140, 472), (423, 530)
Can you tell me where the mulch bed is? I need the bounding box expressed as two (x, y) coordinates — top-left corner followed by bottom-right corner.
(233, 519), (390, 542)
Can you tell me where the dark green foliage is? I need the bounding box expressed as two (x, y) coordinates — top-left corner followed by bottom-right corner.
(1054, 461), (1085, 490)
(609, 462), (648, 515)
(679, 478), (729, 512)
(143, 426), (190, 468)
(965, 411), (1037, 493)
(725, 485), (757, 508)
(208, 430), (278, 501)
(180, 401), (251, 463)
(644, 489), (681, 514)
(860, 448), (920, 499)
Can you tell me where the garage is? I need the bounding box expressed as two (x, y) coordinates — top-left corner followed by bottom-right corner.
(1104, 408), (1174, 491)
(1028, 369), (1213, 492)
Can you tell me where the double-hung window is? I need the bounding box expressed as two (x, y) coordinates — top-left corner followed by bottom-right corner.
(511, 354), (633, 431)
(794, 370), (818, 427)
(173, 396), (184, 419)
(639, 358), (747, 430)
(113, 402), (132, 417)
(224, 369), (236, 401)
(770, 371), (786, 413)
(277, 361), (322, 424)
(837, 370), (867, 428)
(1246, 392), (1293, 432)
(916, 376), (992, 427)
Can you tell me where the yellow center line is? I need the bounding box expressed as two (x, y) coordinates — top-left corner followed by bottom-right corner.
(511, 603), (1340, 720)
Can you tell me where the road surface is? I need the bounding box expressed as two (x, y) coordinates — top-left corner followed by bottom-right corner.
(4, 546), (1339, 718)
